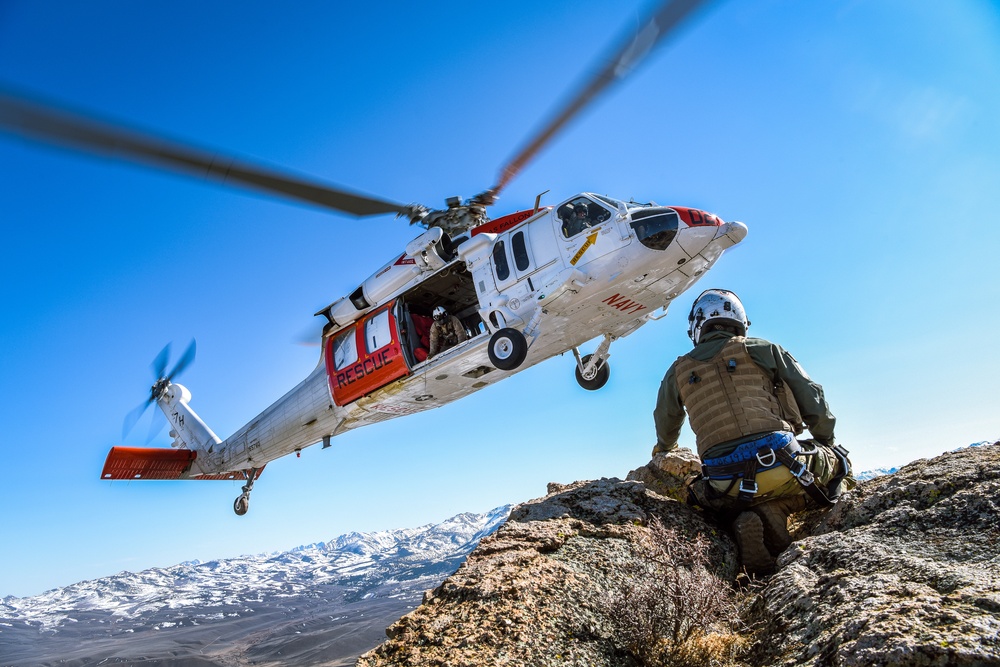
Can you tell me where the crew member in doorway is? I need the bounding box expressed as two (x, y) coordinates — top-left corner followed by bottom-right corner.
(652, 288), (854, 575)
(428, 306), (468, 358)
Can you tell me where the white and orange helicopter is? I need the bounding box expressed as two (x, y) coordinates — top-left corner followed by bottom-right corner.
(0, 0), (745, 515)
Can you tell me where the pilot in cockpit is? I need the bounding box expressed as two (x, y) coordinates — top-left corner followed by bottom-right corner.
(560, 202), (592, 238)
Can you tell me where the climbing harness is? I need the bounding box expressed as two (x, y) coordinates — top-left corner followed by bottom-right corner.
(701, 431), (851, 507)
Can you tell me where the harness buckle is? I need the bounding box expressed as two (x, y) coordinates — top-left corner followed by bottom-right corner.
(738, 478), (758, 495)
(798, 440), (819, 455)
(790, 462), (815, 486)
(755, 447), (776, 467)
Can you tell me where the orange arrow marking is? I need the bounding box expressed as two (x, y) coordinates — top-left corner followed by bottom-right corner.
(570, 231), (600, 266)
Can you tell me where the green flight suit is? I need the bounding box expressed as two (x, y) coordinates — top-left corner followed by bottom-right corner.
(654, 330), (835, 459)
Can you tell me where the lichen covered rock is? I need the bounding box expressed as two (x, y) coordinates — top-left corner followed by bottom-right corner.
(356, 443), (1000, 667)
(750, 442), (1000, 666)
(356, 478), (736, 666)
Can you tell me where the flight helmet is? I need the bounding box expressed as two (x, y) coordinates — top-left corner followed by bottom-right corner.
(433, 306), (448, 321)
(687, 289), (749, 344)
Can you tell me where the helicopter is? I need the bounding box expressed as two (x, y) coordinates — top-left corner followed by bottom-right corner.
(0, 0), (746, 515)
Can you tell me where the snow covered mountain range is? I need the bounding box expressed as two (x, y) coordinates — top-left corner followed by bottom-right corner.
(0, 505), (510, 666)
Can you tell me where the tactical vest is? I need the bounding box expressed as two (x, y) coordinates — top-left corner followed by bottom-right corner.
(674, 336), (790, 456)
(442, 319), (462, 346)
(433, 320), (458, 346)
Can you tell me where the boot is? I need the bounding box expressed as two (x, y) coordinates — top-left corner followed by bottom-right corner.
(733, 511), (775, 576)
(753, 495), (805, 556)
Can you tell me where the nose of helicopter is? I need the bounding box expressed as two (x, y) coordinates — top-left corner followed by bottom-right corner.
(715, 220), (748, 249)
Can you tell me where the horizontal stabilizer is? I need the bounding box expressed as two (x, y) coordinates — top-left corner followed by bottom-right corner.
(101, 446), (264, 481)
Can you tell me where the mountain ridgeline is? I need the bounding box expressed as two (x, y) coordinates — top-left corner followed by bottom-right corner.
(0, 506), (510, 667)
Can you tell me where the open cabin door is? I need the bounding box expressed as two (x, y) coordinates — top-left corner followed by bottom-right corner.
(324, 261), (486, 406)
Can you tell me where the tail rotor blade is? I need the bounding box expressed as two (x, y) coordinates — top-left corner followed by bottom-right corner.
(167, 339), (196, 382)
(122, 399), (152, 441)
(151, 342), (171, 379)
(145, 414), (167, 444)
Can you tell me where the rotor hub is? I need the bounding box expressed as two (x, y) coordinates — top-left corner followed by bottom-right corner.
(150, 377), (170, 402)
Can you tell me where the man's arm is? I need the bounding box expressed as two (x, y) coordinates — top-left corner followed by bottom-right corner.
(771, 344), (836, 443)
(428, 323), (441, 357)
(652, 363), (685, 453)
(451, 317), (469, 342)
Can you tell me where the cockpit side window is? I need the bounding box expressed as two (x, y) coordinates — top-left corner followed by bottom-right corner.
(557, 197), (612, 239)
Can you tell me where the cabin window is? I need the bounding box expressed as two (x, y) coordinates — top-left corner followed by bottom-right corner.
(512, 231), (530, 272)
(332, 328), (358, 370)
(365, 309), (392, 353)
(493, 240), (510, 281)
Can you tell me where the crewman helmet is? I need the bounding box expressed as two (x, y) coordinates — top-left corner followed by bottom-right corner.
(687, 289), (749, 344)
(433, 306), (448, 321)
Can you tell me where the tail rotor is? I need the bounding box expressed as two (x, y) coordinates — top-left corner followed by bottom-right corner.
(122, 339), (197, 441)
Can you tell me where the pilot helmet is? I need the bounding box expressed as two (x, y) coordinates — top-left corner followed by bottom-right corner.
(687, 289), (749, 344)
(433, 306), (448, 321)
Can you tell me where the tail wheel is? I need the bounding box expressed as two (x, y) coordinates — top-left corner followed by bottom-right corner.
(575, 354), (610, 391)
(234, 495), (249, 516)
(488, 328), (528, 371)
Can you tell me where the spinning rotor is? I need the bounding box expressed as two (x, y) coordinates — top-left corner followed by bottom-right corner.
(0, 0), (710, 236)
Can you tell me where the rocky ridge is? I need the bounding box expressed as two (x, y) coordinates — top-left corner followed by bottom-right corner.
(358, 442), (1000, 666)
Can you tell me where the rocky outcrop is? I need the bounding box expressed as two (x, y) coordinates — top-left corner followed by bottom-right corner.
(749, 442), (1000, 666)
(357, 478), (738, 666)
(625, 447), (702, 502)
(357, 443), (1000, 666)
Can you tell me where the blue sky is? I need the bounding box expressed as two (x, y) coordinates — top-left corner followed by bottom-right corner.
(1, 1), (998, 598)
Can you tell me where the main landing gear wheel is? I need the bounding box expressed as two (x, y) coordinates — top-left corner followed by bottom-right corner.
(575, 354), (610, 391)
(234, 494), (249, 516)
(488, 328), (528, 371)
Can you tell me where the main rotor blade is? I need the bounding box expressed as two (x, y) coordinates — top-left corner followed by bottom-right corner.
(0, 88), (411, 218)
(488, 0), (712, 198)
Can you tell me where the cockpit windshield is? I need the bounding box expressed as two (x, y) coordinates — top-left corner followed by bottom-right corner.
(592, 194), (625, 209)
(592, 194), (653, 210)
(630, 208), (679, 251)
